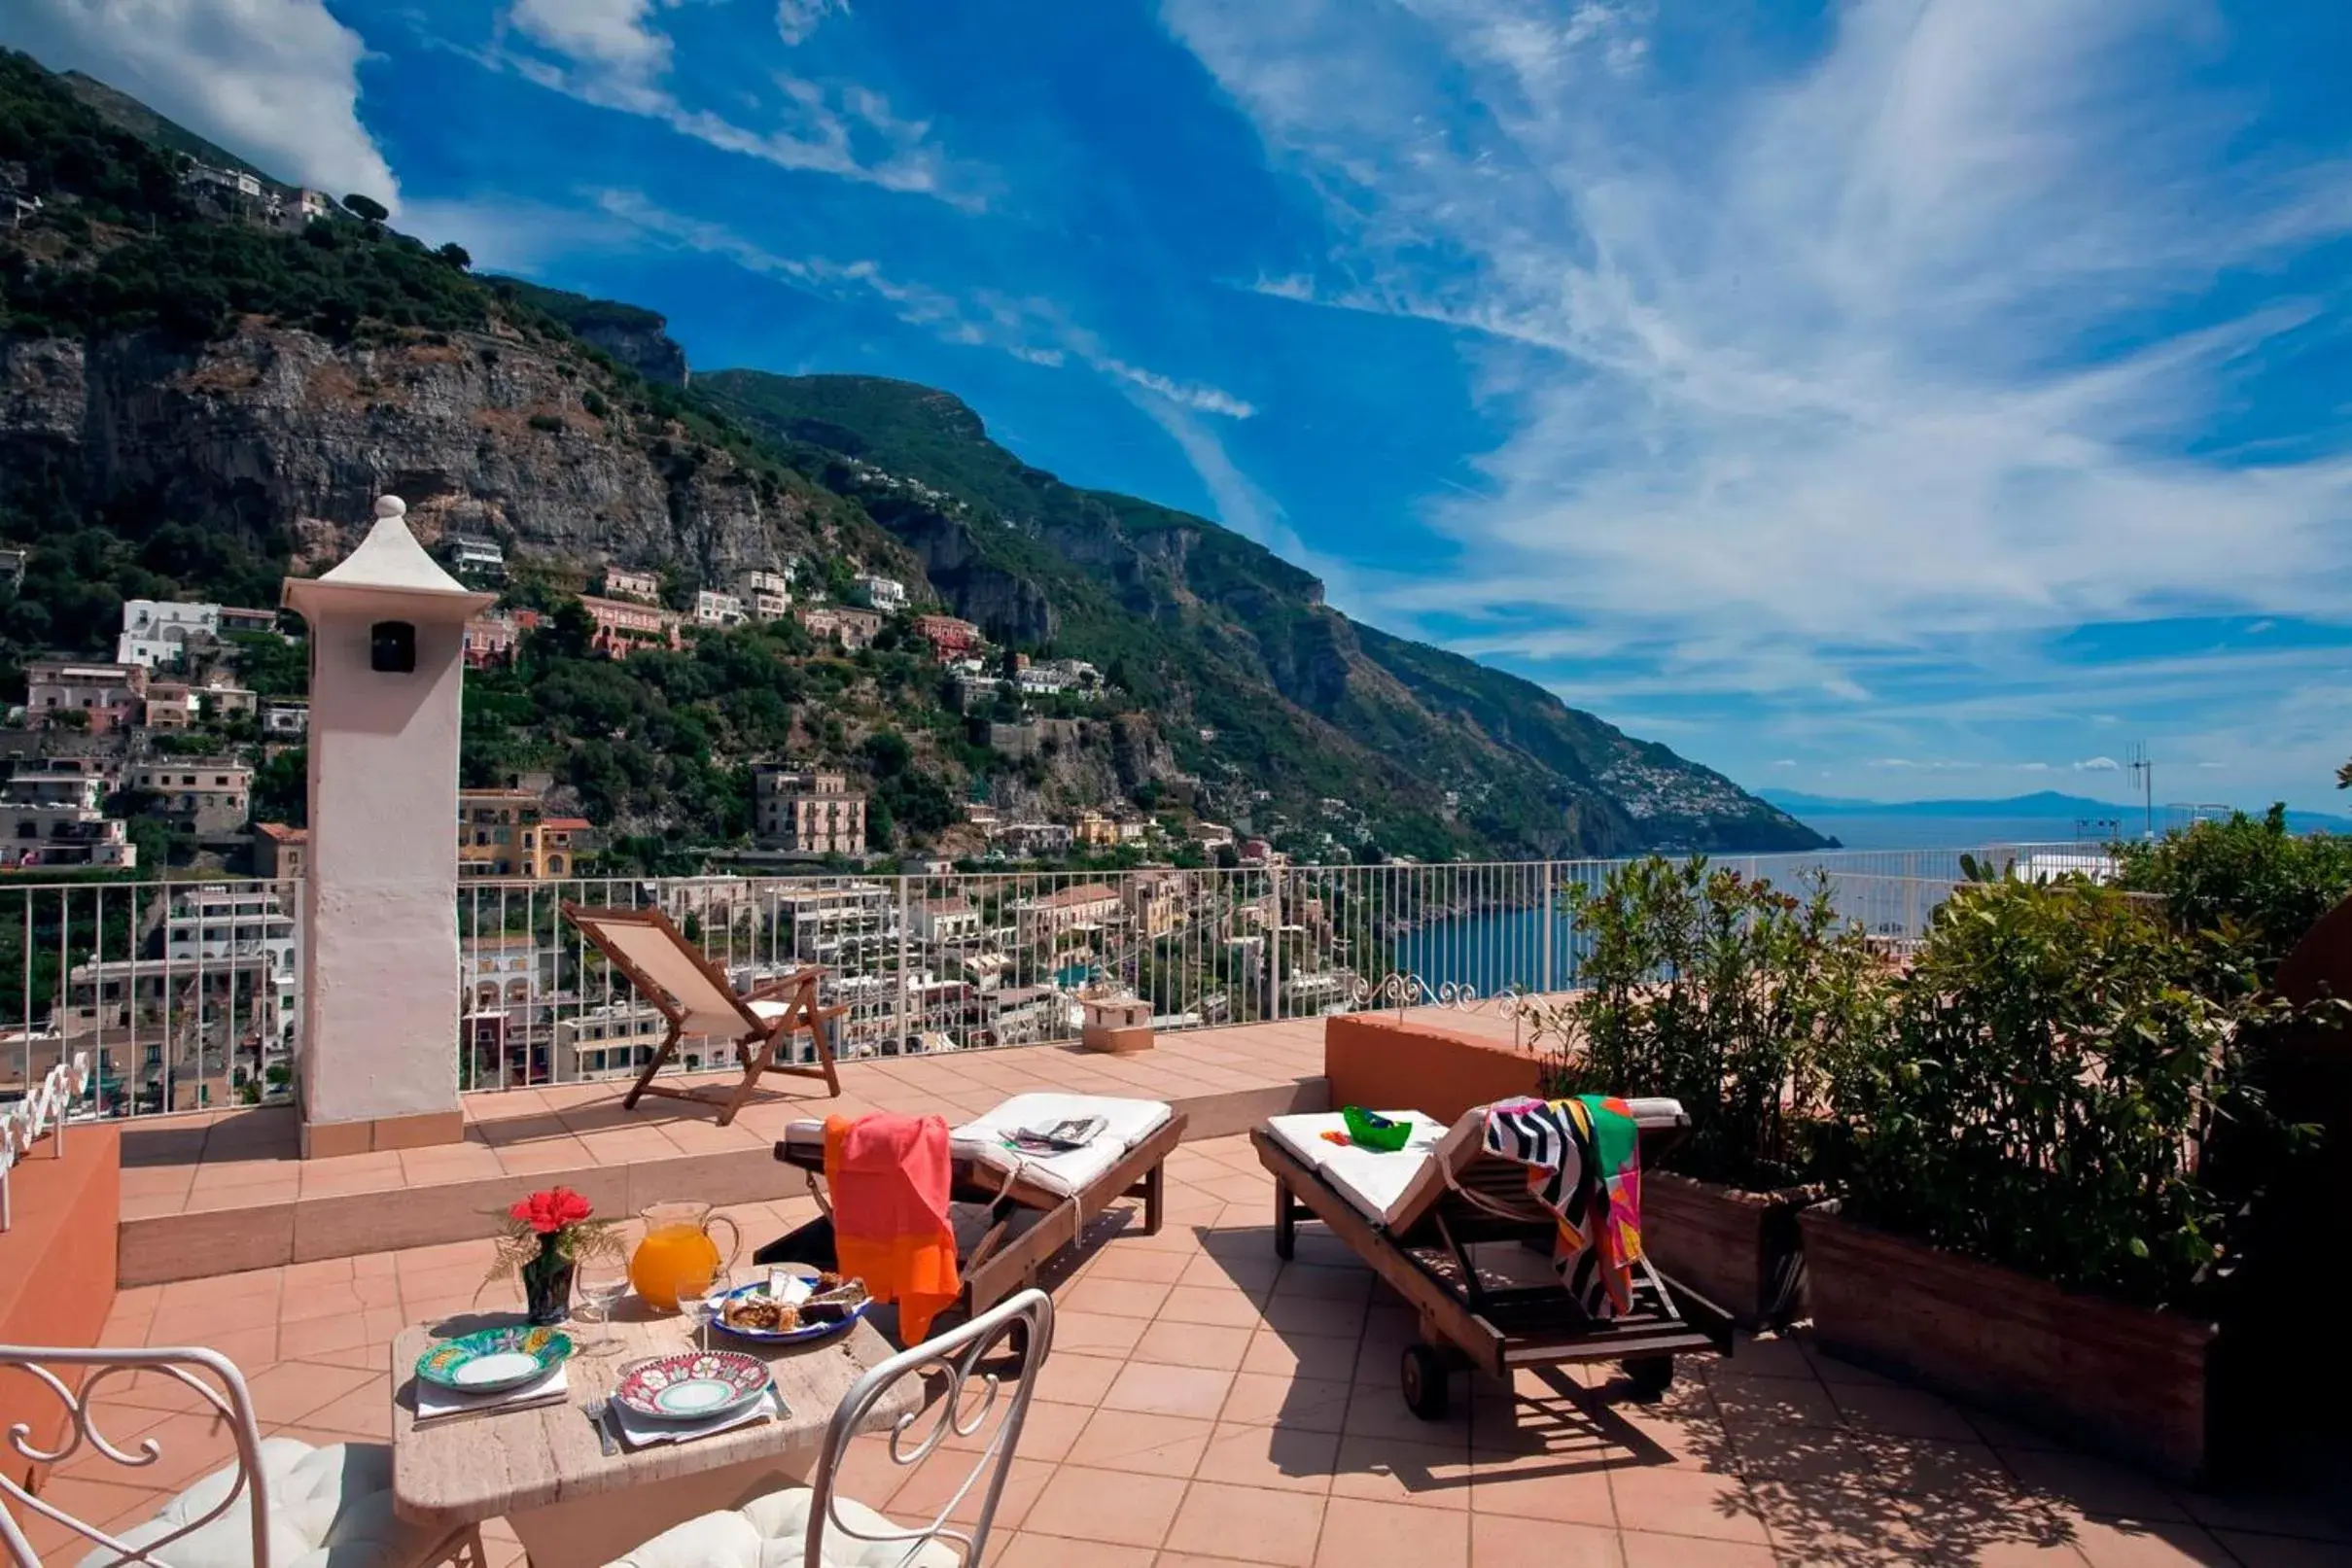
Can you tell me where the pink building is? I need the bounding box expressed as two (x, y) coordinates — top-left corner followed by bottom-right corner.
(27, 659), (148, 733)
(463, 609), (541, 668)
(579, 596), (683, 659)
(909, 613), (983, 661)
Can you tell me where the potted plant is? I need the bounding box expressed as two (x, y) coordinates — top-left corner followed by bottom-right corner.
(1808, 876), (2321, 1481)
(488, 1186), (620, 1326)
(1538, 857), (1885, 1326)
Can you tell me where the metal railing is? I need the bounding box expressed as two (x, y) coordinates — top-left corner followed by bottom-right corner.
(0, 844), (2105, 1119)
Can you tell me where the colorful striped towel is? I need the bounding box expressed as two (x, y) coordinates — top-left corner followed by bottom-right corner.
(1481, 1095), (1644, 1320)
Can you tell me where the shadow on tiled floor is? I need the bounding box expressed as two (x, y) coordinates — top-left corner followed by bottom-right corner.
(18, 1132), (2352, 1567)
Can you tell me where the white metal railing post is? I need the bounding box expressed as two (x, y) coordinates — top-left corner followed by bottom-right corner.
(895, 875), (912, 1054)
(1541, 861), (1557, 993)
(1269, 866), (1283, 1022)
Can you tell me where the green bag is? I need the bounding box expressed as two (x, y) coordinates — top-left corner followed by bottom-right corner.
(1341, 1105), (1412, 1153)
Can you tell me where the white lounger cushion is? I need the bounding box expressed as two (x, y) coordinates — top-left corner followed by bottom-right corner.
(953, 1093), (1174, 1198)
(609, 1483), (959, 1568)
(1264, 1111), (1451, 1229)
(781, 1094), (1173, 1201)
(1269, 1098), (1691, 1231)
(83, 1439), (443, 1568)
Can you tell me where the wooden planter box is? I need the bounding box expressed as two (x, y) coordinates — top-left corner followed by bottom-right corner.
(1800, 1205), (2219, 1482)
(1643, 1172), (1814, 1329)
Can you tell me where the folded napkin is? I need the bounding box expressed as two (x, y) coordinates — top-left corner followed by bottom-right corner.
(610, 1381), (786, 1450)
(414, 1364), (569, 1424)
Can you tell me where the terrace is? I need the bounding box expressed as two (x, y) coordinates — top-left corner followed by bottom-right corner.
(6, 502), (2348, 1566)
(11, 1008), (2350, 1566)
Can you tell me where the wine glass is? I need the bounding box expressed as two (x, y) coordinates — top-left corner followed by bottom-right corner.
(684, 1265), (734, 1355)
(574, 1257), (630, 1354)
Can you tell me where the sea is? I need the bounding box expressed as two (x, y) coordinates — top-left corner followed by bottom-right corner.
(1382, 815), (2102, 995)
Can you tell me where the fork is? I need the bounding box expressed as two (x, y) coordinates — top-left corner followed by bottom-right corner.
(583, 1397), (617, 1458)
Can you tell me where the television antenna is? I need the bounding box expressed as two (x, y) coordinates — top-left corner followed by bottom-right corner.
(2126, 744), (2155, 840)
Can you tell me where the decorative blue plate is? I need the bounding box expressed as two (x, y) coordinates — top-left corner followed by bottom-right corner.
(713, 1278), (870, 1344)
(414, 1325), (573, 1392)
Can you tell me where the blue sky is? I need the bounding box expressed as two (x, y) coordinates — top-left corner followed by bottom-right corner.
(11, 2), (2352, 811)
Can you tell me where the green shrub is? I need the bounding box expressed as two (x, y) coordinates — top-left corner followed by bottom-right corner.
(1827, 877), (2310, 1309)
(2113, 807), (2352, 989)
(1549, 855), (1886, 1190)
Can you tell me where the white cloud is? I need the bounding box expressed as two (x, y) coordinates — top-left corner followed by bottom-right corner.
(1097, 359), (1255, 419)
(496, 1), (968, 204)
(2074, 756), (2123, 772)
(1, 0), (400, 210)
(1164, 0), (2352, 703)
(509, 0), (670, 77)
(593, 192), (1256, 426)
(775, 0), (850, 46)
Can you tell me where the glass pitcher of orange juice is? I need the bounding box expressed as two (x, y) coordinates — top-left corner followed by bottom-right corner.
(628, 1202), (742, 1311)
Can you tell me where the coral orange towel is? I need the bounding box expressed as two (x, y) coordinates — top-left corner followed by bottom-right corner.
(824, 1113), (960, 1343)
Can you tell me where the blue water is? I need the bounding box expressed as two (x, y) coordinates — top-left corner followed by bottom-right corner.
(1392, 909), (1576, 998)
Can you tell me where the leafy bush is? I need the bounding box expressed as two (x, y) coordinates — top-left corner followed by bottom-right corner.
(2113, 807), (2352, 989)
(1827, 877), (2311, 1309)
(1550, 855), (1886, 1190)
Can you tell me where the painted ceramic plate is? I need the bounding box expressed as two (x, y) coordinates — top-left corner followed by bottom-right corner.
(713, 1276), (871, 1344)
(614, 1350), (773, 1422)
(414, 1325), (573, 1393)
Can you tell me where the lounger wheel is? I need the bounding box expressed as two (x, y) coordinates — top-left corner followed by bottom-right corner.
(1624, 1355), (1673, 1399)
(1400, 1344), (1451, 1421)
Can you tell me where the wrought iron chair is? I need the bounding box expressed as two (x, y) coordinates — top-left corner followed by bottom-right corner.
(608, 1288), (1055, 1568)
(0, 1344), (481, 1567)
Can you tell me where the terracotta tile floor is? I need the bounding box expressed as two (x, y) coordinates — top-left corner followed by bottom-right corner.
(116, 1013), (1345, 1216)
(18, 1133), (2352, 1566)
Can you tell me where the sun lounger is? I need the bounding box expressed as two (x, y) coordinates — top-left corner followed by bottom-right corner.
(1253, 1098), (1732, 1418)
(760, 1094), (1188, 1326)
(560, 902), (846, 1124)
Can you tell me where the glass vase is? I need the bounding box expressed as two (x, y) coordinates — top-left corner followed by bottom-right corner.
(521, 1234), (576, 1326)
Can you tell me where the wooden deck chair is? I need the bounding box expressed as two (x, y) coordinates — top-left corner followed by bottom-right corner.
(560, 902), (846, 1125)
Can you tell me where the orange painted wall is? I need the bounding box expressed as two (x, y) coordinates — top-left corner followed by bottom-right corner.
(1323, 1014), (1544, 1124)
(0, 1123), (122, 1496)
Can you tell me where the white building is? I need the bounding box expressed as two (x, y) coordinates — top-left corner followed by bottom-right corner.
(910, 896), (981, 944)
(263, 699), (309, 736)
(446, 535), (506, 576)
(733, 570), (793, 621)
(0, 770), (137, 870)
(163, 885), (299, 1048)
(127, 761), (253, 835)
(693, 590), (748, 628)
(117, 600), (221, 669)
(852, 574), (907, 613)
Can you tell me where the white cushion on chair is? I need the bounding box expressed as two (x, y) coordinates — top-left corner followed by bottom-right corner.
(952, 1093), (1174, 1198)
(608, 1482), (961, 1567)
(84, 1439), (443, 1568)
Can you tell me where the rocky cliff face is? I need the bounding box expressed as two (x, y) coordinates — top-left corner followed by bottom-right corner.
(0, 322), (835, 575)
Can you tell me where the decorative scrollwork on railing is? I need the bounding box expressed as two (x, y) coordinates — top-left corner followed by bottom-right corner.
(1346, 973), (1483, 1018)
(0, 1347), (267, 1568)
(1, 1051), (89, 1234)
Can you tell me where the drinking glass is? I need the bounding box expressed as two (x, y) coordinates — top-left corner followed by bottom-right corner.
(685, 1266), (734, 1355)
(574, 1257), (631, 1354)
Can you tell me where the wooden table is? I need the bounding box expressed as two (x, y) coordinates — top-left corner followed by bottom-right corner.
(391, 1303), (920, 1568)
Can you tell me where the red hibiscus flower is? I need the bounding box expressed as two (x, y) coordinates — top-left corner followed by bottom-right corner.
(509, 1187), (594, 1236)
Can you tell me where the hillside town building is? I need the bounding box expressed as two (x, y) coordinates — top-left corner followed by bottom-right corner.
(755, 769), (869, 855)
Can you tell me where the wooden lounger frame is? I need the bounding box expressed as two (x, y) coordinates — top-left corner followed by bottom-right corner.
(560, 901), (847, 1125)
(1252, 1125), (1733, 1416)
(773, 1112), (1187, 1318)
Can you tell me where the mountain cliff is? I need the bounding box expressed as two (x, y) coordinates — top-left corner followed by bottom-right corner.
(700, 372), (1820, 855)
(0, 47), (1820, 860)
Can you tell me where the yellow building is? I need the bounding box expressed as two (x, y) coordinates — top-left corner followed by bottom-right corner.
(457, 790), (590, 880)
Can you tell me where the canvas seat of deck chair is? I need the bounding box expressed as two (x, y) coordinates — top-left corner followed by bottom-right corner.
(1252, 1097), (1733, 1416)
(560, 902), (846, 1125)
(761, 1094), (1188, 1323)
